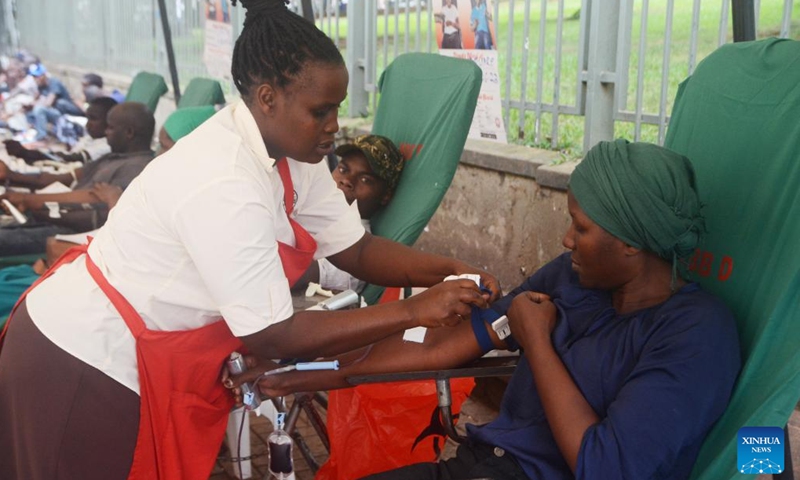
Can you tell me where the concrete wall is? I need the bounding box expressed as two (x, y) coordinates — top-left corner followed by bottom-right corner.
(415, 164), (570, 290)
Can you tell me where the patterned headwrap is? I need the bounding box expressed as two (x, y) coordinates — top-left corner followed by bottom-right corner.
(335, 134), (405, 191)
(163, 105), (217, 142)
(569, 139), (705, 263)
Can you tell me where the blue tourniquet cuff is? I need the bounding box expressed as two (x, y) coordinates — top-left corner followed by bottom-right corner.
(470, 306), (521, 352)
(470, 307), (495, 354)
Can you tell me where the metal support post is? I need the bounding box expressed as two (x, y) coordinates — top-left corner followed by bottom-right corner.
(157, 0), (181, 104)
(732, 0), (756, 42)
(581, 0), (620, 153)
(300, 0), (315, 22)
(346, 0), (370, 117)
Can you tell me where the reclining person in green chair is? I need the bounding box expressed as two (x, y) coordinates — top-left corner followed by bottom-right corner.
(244, 140), (742, 480)
(3, 96), (117, 164)
(0, 102), (155, 255)
(294, 134), (405, 293)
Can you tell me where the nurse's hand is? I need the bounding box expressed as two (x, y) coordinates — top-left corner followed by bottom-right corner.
(450, 262), (502, 303)
(405, 279), (488, 328)
(222, 355), (275, 405)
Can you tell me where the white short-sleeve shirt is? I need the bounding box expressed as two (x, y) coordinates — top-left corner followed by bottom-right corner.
(318, 201), (371, 292)
(76, 136), (111, 162)
(27, 100), (365, 393)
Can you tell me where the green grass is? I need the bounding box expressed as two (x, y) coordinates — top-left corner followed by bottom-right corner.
(317, 0), (799, 158)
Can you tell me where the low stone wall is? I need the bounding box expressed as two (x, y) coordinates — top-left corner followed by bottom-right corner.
(415, 162), (571, 290)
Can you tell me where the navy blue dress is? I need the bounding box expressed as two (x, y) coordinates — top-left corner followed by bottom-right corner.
(469, 253), (741, 479)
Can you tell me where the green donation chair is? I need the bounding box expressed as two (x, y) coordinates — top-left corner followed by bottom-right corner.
(664, 37), (800, 480)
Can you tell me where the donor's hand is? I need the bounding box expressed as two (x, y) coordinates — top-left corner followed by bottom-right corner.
(507, 291), (557, 349)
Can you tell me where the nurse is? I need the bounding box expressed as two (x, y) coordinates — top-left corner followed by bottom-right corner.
(0, 1), (499, 478)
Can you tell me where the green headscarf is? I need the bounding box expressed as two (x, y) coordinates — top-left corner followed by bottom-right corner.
(569, 139), (705, 262)
(163, 105), (217, 142)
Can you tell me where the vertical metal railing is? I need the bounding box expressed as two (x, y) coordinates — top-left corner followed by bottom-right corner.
(516, 0), (531, 142)
(550, 0), (565, 149)
(632, 0), (649, 142)
(781, 0), (794, 38)
(615, 0), (633, 118)
(503, 0), (515, 132)
(719, 0), (731, 46)
(688, 0), (702, 75)
(392, 1), (399, 59)
(534, 0), (547, 145)
(382, 3), (390, 74)
(657, 0), (674, 144)
(365, 0), (377, 114)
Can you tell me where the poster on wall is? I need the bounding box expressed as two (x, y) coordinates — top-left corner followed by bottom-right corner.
(203, 0), (233, 81)
(434, 0), (507, 143)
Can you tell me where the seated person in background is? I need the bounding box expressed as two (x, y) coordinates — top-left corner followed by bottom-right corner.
(248, 140), (742, 480)
(3, 96), (117, 164)
(293, 134), (405, 292)
(0, 102), (155, 255)
(81, 73), (104, 104)
(157, 104), (219, 155)
(36, 105), (220, 269)
(25, 63), (85, 141)
(82, 73), (126, 106)
(0, 59), (38, 132)
(0, 106), (218, 325)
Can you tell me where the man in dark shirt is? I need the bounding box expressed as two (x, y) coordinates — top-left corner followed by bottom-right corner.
(0, 102), (155, 255)
(25, 63), (84, 141)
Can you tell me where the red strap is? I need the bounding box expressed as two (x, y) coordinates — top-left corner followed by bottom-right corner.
(276, 158), (294, 215)
(84, 253), (146, 338)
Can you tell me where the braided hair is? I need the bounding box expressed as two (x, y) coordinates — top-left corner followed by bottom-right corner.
(230, 0), (344, 100)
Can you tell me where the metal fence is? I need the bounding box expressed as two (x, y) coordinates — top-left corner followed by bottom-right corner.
(325, 0), (798, 153)
(8, 0), (798, 154)
(11, 0), (247, 95)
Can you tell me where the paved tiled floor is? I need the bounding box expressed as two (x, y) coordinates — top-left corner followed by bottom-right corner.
(210, 397), (329, 480)
(210, 382), (800, 480)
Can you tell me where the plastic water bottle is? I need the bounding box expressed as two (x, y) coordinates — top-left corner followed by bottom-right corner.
(268, 412), (294, 479)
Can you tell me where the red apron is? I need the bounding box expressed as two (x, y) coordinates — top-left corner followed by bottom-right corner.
(276, 157), (318, 286)
(0, 157), (317, 479)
